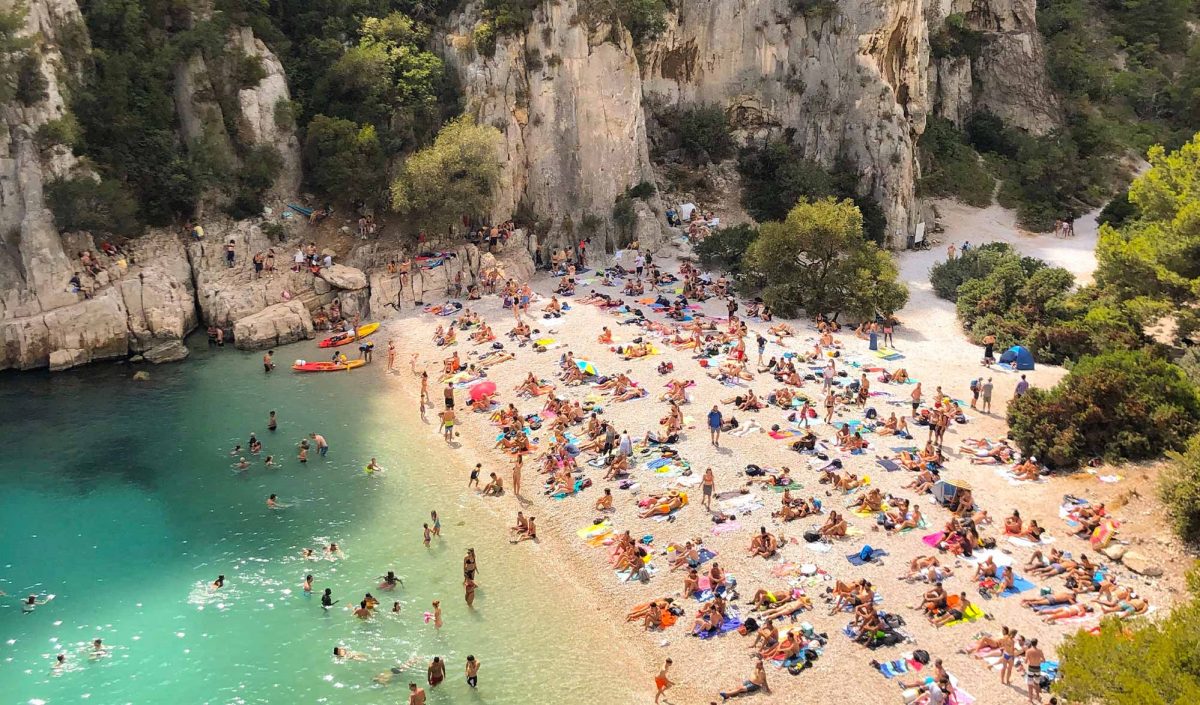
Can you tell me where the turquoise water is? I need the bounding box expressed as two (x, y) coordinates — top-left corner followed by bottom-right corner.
(0, 337), (637, 704)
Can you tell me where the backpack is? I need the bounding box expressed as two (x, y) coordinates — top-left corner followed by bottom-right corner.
(803, 530), (821, 543)
(970, 379), (979, 391)
(865, 407), (877, 419)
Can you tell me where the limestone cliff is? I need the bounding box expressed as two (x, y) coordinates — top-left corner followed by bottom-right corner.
(926, 0), (1061, 133)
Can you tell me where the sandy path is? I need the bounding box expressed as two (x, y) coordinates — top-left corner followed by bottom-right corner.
(371, 200), (1182, 705)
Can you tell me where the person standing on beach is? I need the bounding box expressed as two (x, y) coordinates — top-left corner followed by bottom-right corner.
(654, 658), (674, 703)
(511, 455), (522, 496)
(387, 340), (396, 371)
(823, 391), (836, 424)
(1025, 638), (1044, 704)
(756, 333), (766, 365)
(469, 463), (481, 489)
(443, 382), (455, 409)
(619, 429), (633, 458)
(981, 377), (994, 414)
(263, 350), (275, 373)
(439, 408), (456, 442)
(708, 406), (723, 447)
(911, 382), (923, 418)
(969, 376), (981, 409)
(702, 467), (715, 510)
(999, 628), (1017, 686)
(982, 333), (996, 362)
(1014, 374), (1030, 400)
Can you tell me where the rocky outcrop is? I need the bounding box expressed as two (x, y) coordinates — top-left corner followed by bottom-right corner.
(143, 339), (190, 363)
(228, 26), (303, 198)
(232, 299), (313, 349)
(927, 0), (1061, 134)
(319, 264), (368, 291)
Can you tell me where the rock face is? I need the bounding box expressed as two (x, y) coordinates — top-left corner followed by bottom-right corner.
(441, 1), (660, 255)
(143, 339), (190, 364)
(232, 299), (314, 349)
(927, 0), (1061, 134)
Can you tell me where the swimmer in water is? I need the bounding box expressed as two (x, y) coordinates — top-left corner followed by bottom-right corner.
(333, 646), (366, 661)
(432, 600), (442, 629)
(231, 444), (242, 456)
(303, 575), (314, 593)
(90, 638), (108, 659)
(354, 599), (372, 619)
(409, 681), (427, 705)
(321, 588), (337, 609)
(235, 457), (249, 470)
(464, 577), (476, 608)
(325, 542), (343, 558)
(53, 653), (66, 671)
(423, 524), (432, 547)
(268, 410), (277, 431)
(392, 601), (402, 613)
(248, 434), (261, 454)
(23, 594), (50, 613)
(267, 494), (279, 509)
(264, 455), (275, 467)
(302, 548), (316, 560)
(366, 457), (383, 474)
(211, 575), (225, 590)
(380, 571), (402, 589)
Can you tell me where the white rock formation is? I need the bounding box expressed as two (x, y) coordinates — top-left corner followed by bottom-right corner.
(232, 299), (313, 349)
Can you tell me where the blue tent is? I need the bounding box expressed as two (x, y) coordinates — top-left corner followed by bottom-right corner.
(999, 345), (1035, 370)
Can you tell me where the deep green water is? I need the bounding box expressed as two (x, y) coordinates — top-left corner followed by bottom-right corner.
(0, 337), (636, 704)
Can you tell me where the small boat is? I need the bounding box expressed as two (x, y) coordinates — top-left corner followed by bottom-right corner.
(318, 322), (380, 348)
(292, 359), (367, 373)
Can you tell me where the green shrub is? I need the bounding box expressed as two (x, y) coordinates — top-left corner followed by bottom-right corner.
(303, 115), (387, 205)
(930, 14), (984, 60)
(677, 104), (734, 164)
(737, 139), (833, 221)
(47, 177), (142, 237)
(473, 21), (498, 57)
(1097, 188), (1138, 228)
(15, 52), (46, 105)
(231, 51), (267, 89)
(695, 223), (758, 273)
(928, 242), (1032, 300)
(626, 181), (655, 199)
(917, 117), (994, 207)
(788, 0), (837, 18)
(36, 114), (82, 150)
(1008, 349), (1200, 469)
(1163, 435), (1200, 544)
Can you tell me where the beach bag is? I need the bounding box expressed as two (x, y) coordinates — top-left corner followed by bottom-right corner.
(913, 650), (930, 665)
(865, 407), (877, 419)
(804, 530), (821, 543)
(745, 464), (765, 476)
(970, 379), (979, 391)
(858, 545), (874, 562)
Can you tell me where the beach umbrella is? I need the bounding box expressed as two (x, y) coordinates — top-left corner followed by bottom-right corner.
(576, 359), (598, 376)
(469, 380), (497, 401)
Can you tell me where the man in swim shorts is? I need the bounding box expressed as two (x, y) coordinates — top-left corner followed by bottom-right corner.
(654, 658), (673, 703)
(427, 656), (445, 687)
(465, 655), (480, 687)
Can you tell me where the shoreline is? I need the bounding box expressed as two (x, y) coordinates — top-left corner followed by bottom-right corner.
(368, 223), (1187, 705)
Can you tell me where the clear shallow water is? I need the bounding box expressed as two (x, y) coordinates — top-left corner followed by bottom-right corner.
(0, 338), (636, 704)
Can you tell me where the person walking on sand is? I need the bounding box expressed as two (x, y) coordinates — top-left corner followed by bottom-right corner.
(702, 467), (715, 510)
(911, 382), (923, 418)
(439, 408), (456, 442)
(708, 406), (723, 447)
(654, 658), (674, 703)
(511, 455), (522, 496)
(824, 390), (836, 424)
(981, 377), (994, 414)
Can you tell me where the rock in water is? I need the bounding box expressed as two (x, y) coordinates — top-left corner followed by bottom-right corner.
(319, 264), (368, 291)
(48, 348), (89, 372)
(132, 371), (151, 381)
(143, 340), (190, 364)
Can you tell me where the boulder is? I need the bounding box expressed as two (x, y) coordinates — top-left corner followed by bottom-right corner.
(1099, 544), (1128, 561)
(232, 300), (314, 350)
(48, 348), (88, 372)
(319, 264), (367, 291)
(143, 340), (190, 364)
(1120, 550), (1163, 577)
(133, 370), (151, 381)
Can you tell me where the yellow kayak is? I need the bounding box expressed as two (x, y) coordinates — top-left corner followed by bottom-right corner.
(319, 322), (380, 348)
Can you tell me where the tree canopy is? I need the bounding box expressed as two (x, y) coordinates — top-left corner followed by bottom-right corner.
(742, 197), (907, 319)
(390, 116), (502, 235)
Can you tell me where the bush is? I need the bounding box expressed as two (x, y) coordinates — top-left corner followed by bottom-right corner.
(36, 114), (82, 150)
(695, 223), (758, 272)
(1162, 434), (1200, 543)
(1097, 188), (1138, 228)
(1008, 349), (1200, 469)
(788, 0), (837, 17)
(15, 51), (46, 105)
(626, 180), (655, 199)
(743, 197), (907, 319)
(917, 117), (994, 207)
(677, 104), (734, 164)
(47, 177), (142, 237)
(928, 242), (1035, 300)
(930, 14), (984, 60)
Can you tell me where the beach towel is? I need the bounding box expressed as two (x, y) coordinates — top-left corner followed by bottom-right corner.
(576, 520), (611, 539)
(921, 531), (946, 548)
(943, 603), (986, 626)
(615, 563), (657, 582)
(846, 548), (888, 566)
(695, 614), (742, 639)
(876, 458), (901, 472)
(768, 429), (801, 440)
(1007, 535), (1056, 548)
(993, 566), (1035, 596)
(712, 520), (742, 535)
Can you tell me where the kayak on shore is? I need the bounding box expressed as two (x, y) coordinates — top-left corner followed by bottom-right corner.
(318, 322), (380, 348)
(292, 359), (366, 372)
